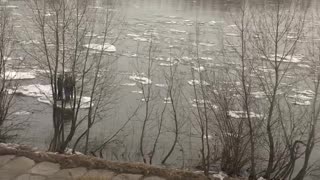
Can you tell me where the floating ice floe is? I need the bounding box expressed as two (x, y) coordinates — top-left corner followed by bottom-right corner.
(159, 62), (177, 67)
(192, 66), (205, 72)
(85, 32), (98, 37)
(203, 134), (213, 139)
(121, 83), (136, 86)
(45, 12), (54, 17)
(4, 56), (24, 61)
(127, 33), (140, 38)
(0, 5), (18, 9)
(155, 84), (167, 88)
(257, 177), (266, 180)
(251, 91), (267, 99)
(3, 71), (36, 80)
(228, 111), (262, 119)
(291, 100), (311, 106)
(208, 21), (216, 26)
(288, 94), (313, 101)
(13, 111), (31, 116)
(164, 97), (172, 104)
(199, 42), (215, 47)
(190, 99), (217, 109)
(131, 90), (143, 94)
(293, 89), (315, 97)
(129, 74), (152, 85)
(13, 84), (91, 108)
(83, 43), (116, 52)
(20, 40), (40, 45)
(297, 64), (311, 68)
(165, 21), (177, 24)
(187, 80), (210, 86)
(225, 33), (239, 37)
(200, 57), (213, 61)
(133, 37), (149, 42)
(170, 29), (187, 34)
(261, 54), (302, 63)
(154, 57), (165, 61)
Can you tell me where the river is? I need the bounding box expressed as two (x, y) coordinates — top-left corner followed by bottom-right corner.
(5, 0), (320, 178)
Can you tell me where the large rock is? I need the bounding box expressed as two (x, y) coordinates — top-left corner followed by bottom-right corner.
(112, 173), (143, 180)
(0, 155), (15, 167)
(0, 156), (35, 179)
(84, 169), (115, 179)
(143, 176), (166, 180)
(15, 174), (46, 180)
(29, 161), (60, 176)
(48, 167), (87, 179)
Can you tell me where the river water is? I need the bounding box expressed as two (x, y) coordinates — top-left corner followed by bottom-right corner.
(6, 0), (320, 176)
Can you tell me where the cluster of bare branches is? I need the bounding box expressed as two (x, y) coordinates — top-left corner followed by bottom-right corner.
(26, 0), (121, 153)
(186, 0), (320, 179)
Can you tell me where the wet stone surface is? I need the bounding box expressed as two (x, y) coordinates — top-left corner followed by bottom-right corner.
(0, 155), (170, 180)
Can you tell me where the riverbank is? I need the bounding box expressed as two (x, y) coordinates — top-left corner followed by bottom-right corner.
(0, 143), (244, 180)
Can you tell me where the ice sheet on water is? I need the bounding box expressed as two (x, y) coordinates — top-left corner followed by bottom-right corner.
(121, 83), (136, 86)
(159, 62), (176, 67)
(292, 89), (315, 97)
(131, 90), (142, 94)
(192, 66), (205, 72)
(3, 71), (36, 80)
(208, 21), (216, 26)
(163, 97), (171, 104)
(261, 54), (302, 63)
(155, 84), (167, 88)
(228, 111), (262, 119)
(288, 94), (312, 101)
(20, 40), (40, 45)
(13, 111), (31, 116)
(199, 42), (215, 47)
(4, 56), (24, 61)
(187, 80), (209, 86)
(126, 33), (140, 38)
(14, 84), (91, 109)
(133, 37), (149, 42)
(169, 29), (187, 34)
(129, 74), (152, 85)
(291, 100), (311, 106)
(83, 43), (116, 52)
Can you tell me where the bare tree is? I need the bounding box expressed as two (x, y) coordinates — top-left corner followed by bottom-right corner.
(0, 3), (21, 142)
(27, 0), (120, 153)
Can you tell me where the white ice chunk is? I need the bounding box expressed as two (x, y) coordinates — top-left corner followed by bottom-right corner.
(127, 33), (140, 37)
(187, 80), (209, 86)
(192, 66), (205, 72)
(208, 21), (216, 26)
(133, 37), (149, 42)
(3, 71), (36, 80)
(291, 101), (311, 106)
(228, 111), (262, 119)
(131, 90), (143, 94)
(13, 111), (31, 115)
(121, 83), (136, 86)
(170, 29), (187, 34)
(83, 43), (116, 52)
(155, 84), (167, 88)
(129, 74), (152, 85)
